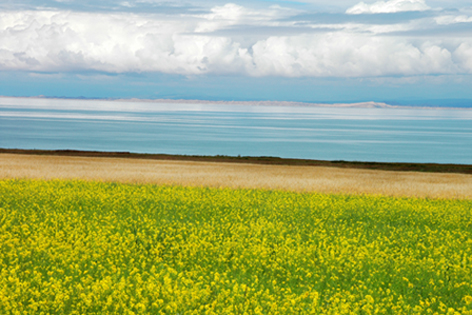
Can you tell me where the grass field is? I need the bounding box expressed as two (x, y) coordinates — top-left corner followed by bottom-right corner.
(3, 149), (472, 174)
(1, 179), (471, 314)
(2, 153), (472, 199)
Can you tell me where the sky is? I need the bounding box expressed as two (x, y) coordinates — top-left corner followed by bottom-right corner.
(1, 0), (471, 105)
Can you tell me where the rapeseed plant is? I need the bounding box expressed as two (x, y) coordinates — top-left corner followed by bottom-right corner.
(0, 179), (471, 314)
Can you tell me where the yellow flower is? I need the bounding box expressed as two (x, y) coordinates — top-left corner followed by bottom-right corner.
(465, 296), (472, 305)
(365, 295), (374, 304)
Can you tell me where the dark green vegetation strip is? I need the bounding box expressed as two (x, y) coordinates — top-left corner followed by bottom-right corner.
(1, 148), (472, 174)
(1, 179), (472, 314)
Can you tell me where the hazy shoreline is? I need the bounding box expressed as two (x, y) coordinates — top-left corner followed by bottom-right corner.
(1, 95), (471, 110)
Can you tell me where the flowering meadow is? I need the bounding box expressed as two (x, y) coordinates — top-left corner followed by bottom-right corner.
(1, 179), (471, 314)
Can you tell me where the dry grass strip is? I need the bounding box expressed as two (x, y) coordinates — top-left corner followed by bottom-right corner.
(1, 153), (471, 199)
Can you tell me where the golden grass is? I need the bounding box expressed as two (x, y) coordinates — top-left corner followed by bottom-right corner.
(1, 153), (471, 199)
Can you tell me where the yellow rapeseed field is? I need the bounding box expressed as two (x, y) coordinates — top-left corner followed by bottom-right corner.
(1, 179), (471, 314)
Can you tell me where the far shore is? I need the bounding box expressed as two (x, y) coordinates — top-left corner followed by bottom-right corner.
(1, 149), (472, 199)
(1, 95), (471, 110)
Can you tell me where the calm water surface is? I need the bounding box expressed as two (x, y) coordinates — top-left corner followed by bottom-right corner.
(1, 97), (471, 164)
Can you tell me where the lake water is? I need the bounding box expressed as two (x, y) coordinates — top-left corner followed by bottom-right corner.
(1, 97), (471, 164)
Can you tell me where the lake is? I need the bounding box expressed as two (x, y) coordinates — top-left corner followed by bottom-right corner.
(1, 97), (471, 164)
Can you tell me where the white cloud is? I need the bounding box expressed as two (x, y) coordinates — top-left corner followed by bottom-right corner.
(194, 3), (296, 33)
(248, 34), (461, 77)
(0, 5), (471, 78)
(455, 43), (472, 72)
(195, 4), (256, 33)
(346, 0), (430, 14)
(120, 2), (135, 8)
(435, 14), (472, 25)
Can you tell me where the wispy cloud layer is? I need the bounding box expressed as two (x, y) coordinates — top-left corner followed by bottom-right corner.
(346, 0), (430, 14)
(0, 0), (471, 78)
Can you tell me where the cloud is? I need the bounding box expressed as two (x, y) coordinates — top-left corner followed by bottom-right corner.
(435, 14), (472, 25)
(285, 10), (436, 25)
(248, 34), (463, 77)
(0, 4), (471, 78)
(455, 43), (472, 72)
(346, 0), (430, 14)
